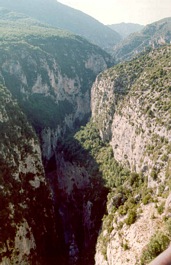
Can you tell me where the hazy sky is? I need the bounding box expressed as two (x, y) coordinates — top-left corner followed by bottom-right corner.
(58, 0), (171, 25)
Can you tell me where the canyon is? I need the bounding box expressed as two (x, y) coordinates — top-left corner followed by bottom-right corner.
(1, 4), (171, 265)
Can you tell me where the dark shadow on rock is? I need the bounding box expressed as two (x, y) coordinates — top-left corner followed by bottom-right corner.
(45, 135), (109, 265)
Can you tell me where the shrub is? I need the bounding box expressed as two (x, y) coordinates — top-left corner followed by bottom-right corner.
(117, 221), (124, 230)
(142, 193), (152, 205)
(125, 209), (137, 225)
(123, 242), (130, 251)
(168, 86), (171, 92)
(165, 219), (171, 234)
(118, 205), (127, 216)
(140, 232), (170, 265)
(157, 202), (165, 215)
(130, 172), (143, 187)
(151, 170), (158, 180)
(121, 240), (130, 251)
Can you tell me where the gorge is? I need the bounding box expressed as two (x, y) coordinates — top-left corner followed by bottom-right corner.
(0, 8), (113, 265)
(1, 2), (171, 265)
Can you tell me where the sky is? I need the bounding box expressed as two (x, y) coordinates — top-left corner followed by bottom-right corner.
(58, 0), (171, 26)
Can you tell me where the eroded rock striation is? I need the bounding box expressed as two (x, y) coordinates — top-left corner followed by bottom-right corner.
(0, 85), (57, 264)
(91, 45), (171, 265)
(0, 10), (114, 264)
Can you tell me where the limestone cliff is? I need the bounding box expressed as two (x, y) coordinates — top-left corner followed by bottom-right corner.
(92, 46), (171, 181)
(0, 85), (57, 264)
(0, 11), (114, 160)
(0, 11), (114, 264)
(91, 46), (171, 264)
(3, 8), (171, 265)
(45, 131), (108, 264)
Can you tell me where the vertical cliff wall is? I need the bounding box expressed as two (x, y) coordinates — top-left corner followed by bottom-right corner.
(91, 46), (171, 265)
(0, 13), (115, 264)
(0, 31), (113, 160)
(0, 85), (57, 264)
(45, 129), (109, 264)
(92, 46), (171, 182)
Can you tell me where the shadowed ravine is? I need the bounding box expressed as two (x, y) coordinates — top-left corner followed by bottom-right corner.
(44, 135), (109, 265)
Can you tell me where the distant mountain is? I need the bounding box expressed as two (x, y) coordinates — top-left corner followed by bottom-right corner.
(108, 22), (144, 38)
(0, 0), (122, 52)
(112, 17), (171, 62)
(2, 4), (171, 265)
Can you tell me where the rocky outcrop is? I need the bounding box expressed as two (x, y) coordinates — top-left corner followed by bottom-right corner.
(0, 13), (115, 265)
(1, 221), (36, 265)
(91, 46), (171, 264)
(0, 85), (57, 264)
(0, 14), (114, 159)
(92, 45), (171, 182)
(95, 202), (167, 265)
(3, 8), (171, 265)
(45, 137), (108, 264)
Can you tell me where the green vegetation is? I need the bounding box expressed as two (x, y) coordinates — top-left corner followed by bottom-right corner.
(1, 6), (171, 264)
(0, 9), (113, 131)
(70, 42), (171, 257)
(21, 95), (74, 131)
(73, 121), (130, 188)
(113, 17), (171, 62)
(94, 45), (171, 189)
(140, 232), (170, 265)
(61, 121), (151, 241)
(0, 84), (56, 261)
(157, 202), (165, 215)
(0, 84), (34, 244)
(125, 209), (137, 225)
(0, 2), (121, 52)
(0, 7), (77, 41)
(0, 10), (115, 263)
(142, 194), (152, 205)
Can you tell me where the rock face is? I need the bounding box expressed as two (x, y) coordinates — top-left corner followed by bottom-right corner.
(2, 7), (171, 265)
(95, 203), (167, 265)
(92, 45), (171, 181)
(45, 136), (108, 264)
(91, 46), (171, 265)
(0, 11), (114, 264)
(0, 10), (114, 160)
(0, 85), (57, 264)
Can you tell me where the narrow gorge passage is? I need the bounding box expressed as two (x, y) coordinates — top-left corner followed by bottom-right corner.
(44, 136), (109, 264)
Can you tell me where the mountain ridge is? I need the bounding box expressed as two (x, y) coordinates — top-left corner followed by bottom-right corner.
(108, 22), (144, 39)
(1, 5), (171, 265)
(112, 17), (171, 62)
(0, 0), (122, 52)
